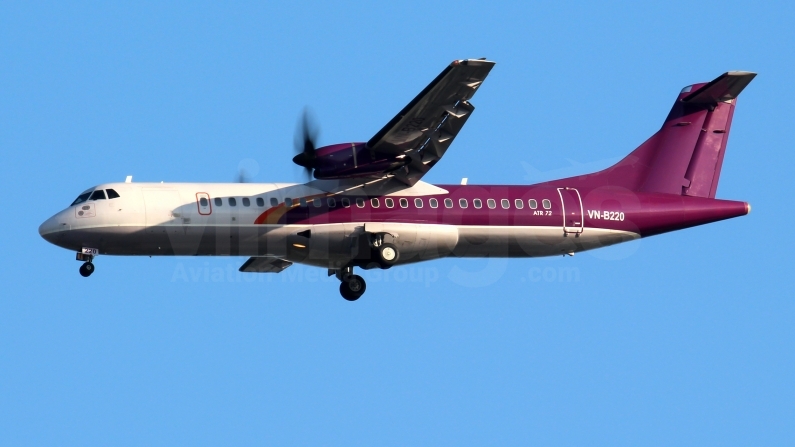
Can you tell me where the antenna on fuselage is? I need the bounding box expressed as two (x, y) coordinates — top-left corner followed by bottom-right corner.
(125, 176), (133, 183)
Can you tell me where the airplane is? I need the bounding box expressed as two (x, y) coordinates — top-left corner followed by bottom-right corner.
(39, 59), (755, 301)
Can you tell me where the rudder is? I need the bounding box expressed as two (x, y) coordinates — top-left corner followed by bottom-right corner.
(640, 71), (756, 197)
(679, 72), (755, 198)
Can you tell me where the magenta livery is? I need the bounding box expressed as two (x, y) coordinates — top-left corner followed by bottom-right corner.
(39, 59), (754, 300)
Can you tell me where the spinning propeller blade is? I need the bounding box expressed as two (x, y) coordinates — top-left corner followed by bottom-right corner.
(293, 108), (319, 181)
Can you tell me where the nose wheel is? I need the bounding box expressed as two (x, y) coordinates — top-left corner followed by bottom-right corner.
(336, 267), (366, 301)
(76, 250), (96, 277)
(79, 262), (95, 277)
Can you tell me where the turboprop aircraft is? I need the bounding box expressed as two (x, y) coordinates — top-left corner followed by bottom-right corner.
(39, 59), (755, 300)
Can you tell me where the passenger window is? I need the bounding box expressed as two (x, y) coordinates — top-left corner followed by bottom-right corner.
(399, 198), (408, 208)
(459, 198), (468, 208)
(285, 198), (293, 207)
(444, 198), (453, 208)
(514, 199), (524, 209)
(229, 198), (237, 206)
(385, 198), (394, 208)
(313, 198), (321, 207)
(473, 199), (482, 209)
(414, 198), (423, 208)
(328, 197), (337, 208)
(370, 198), (380, 208)
(89, 190), (106, 201)
(242, 197), (250, 207)
(487, 199), (496, 209)
(429, 198), (438, 208)
(342, 198), (350, 208)
(215, 198), (223, 207)
(270, 197), (278, 207)
(106, 189), (120, 199)
(299, 198), (307, 207)
(356, 198), (365, 208)
(543, 199), (552, 209)
(256, 197), (265, 207)
(501, 199), (510, 209)
(529, 199), (538, 209)
(200, 197), (209, 207)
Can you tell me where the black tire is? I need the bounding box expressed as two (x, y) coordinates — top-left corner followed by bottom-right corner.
(378, 243), (399, 266)
(339, 274), (366, 301)
(339, 282), (357, 301)
(79, 262), (94, 277)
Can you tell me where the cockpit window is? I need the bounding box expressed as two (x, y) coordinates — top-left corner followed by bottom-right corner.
(106, 189), (120, 199)
(89, 190), (106, 201)
(71, 191), (92, 206)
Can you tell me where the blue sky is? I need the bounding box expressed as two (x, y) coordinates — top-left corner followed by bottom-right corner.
(2, 1), (794, 445)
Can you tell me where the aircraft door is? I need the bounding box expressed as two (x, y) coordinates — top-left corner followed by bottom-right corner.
(196, 192), (212, 215)
(557, 187), (584, 235)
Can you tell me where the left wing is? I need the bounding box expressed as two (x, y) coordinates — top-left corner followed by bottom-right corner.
(367, 58), (495, 186)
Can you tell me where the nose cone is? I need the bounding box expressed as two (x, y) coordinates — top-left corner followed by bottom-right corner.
(39, 216), (56, 241)
(39, 213), (67, 245)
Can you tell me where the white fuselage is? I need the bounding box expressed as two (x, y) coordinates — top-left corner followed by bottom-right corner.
(39, 181), (638, 269)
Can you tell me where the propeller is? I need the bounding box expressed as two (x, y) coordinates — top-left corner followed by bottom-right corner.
(235, 169), (250, 183)
(292, 108), (319, 181)
(235, 159), (259, 183)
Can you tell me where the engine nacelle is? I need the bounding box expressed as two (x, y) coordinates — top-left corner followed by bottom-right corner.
(311, 143), (407, 179)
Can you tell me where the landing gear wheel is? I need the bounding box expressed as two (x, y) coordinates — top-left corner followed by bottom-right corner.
(378, 243), (399, 266)
(79, 262), (94, 277)
(339, 274), (366, 301)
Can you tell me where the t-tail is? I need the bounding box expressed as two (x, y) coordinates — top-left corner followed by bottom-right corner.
(559, 71), (756, 197)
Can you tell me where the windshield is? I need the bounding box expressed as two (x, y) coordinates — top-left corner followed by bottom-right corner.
(70, 189), (94, 206)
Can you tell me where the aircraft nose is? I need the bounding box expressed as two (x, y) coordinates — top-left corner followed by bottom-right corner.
(39, 213), (68, 244)
(39, 216), (56, 240)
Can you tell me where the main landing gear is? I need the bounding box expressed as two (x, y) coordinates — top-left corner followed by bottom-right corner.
(370, 233), (399, 268)
(76, 251), (95, 277)
(334, 234), (401, 301)
(335, 266), (366, 301)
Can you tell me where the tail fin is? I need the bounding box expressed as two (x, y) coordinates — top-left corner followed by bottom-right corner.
(679, 72), (755, 197)
(564, 72), (755, 197)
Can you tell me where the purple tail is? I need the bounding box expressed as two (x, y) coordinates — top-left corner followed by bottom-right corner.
(562, 71), (756, 198)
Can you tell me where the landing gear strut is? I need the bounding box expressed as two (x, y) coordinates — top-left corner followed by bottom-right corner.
(336, 266), (366, 301)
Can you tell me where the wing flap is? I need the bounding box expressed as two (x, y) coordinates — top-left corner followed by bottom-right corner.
(366, 59), (495, 186)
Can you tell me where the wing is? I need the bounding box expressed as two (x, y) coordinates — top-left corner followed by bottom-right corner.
(367, 58), (495, 186)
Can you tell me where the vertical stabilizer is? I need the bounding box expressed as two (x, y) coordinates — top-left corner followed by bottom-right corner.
(679, 72), (755, 198)
(554, 72), (755, 197)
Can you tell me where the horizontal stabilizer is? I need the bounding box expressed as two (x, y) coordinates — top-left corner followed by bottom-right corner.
(683, 71), (756, 104)
(239, 257), (292, 273)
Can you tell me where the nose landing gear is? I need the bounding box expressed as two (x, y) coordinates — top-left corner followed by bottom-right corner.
(76, 250), (96, 277)
(79, 261), (95, 277)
